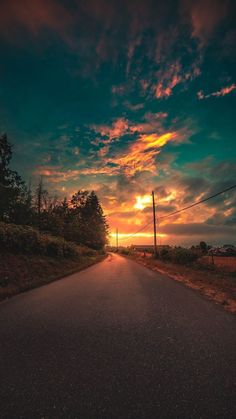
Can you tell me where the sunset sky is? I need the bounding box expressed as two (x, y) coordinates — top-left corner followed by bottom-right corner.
(0, 0), (236, 246)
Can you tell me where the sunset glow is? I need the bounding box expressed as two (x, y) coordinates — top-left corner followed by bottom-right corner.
(134, 195), (152, 210)
(0, 0), (235, 247)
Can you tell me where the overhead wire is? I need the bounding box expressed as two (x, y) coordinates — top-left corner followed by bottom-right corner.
(157, 183), (236, 221)
(116, 183), (236, 243)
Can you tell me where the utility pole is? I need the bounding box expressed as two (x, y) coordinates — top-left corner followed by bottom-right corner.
(116, 228), (118, 251)
(152, 191), (158, 258)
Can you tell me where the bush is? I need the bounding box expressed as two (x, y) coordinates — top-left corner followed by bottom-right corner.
(159, 248), (171, 261)
(119, 248), (130, 255)
(77, 245), (97, 257)
(0, 222), (80, 259)
(156, 246), (199, 265)
(170, 248), (199, 265)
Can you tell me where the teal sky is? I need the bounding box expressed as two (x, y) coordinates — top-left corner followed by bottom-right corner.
(0, 0), (236, 245)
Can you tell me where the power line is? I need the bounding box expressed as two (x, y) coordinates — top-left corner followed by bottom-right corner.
(157, 183), (236, 221)
(118, 220), (152, 242)
(116, 183), (236, 243)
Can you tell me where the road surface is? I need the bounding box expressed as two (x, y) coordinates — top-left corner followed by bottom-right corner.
(0, 253), (236, 418)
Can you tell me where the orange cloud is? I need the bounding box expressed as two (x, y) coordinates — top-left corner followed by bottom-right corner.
(130, 112), (168, 134)
(91, 118), (129, 142)
(155, 62), (182, 98)
(35, 166), (80, 183)
(110, 132), (177, 176)
(155, 59), (201, 99)
(76, 131), (178, 178)
(197, 84), (236, 99)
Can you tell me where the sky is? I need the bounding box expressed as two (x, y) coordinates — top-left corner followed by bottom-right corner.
(0, 0), (236, 246)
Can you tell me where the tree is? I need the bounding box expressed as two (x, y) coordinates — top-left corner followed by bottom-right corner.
(199, 241), (207, 253)
(80, 191), (109, 249)
(0, 134), (28, 222)
(0, 134), (109, 248)
(35, 177), (49, 229)
(64, 190), (109, 249)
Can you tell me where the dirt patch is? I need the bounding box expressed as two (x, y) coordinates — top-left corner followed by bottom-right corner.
(0, 253), (106, 301)
(201, 255), (236, 272)
(126, 253), (236, 314)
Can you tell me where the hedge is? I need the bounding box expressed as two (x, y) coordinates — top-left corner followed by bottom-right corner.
(0, 222), (92, 259)
(157, 247), (199, 265)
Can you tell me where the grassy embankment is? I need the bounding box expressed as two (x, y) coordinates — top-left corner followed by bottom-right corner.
(0, 222), (106, 301)
(119, 248), (236, 314)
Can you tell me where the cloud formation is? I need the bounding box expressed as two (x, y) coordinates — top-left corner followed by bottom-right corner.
(0, 0), (74, 46)
(197, 84), (236, 99)
(110, 132), (177, 176)
(182, 0), (230, 43)
(1, 0), (235, 246)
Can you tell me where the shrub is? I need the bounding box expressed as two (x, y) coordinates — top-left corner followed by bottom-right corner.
(156, 246), (199, 265)
(170, 248), (199, 265)
(0, 222), (81, 259)
(76, 245), (97, 257)
(119, 248), (130, 255)
(159, 248), (171, 261)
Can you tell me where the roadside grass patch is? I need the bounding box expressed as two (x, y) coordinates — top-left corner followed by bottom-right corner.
(0, 222), (107, 300)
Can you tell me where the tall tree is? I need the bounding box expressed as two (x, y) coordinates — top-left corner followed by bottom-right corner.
(80, 191), (109, 249)
(0, 134), (27, 222)
(35, 177), (48, 229)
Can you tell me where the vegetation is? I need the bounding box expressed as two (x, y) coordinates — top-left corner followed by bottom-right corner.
(0, 133), (108, 299)
(118, 245), (200, 265)
(0, 251), (105, 300)
(0, 222), (95, 259)
(151, 247), (199, 265)
(0, 134), (109, 250)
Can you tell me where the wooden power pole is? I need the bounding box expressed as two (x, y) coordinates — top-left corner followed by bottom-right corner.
(116, 228), (118, 251)
(152, 191), (158, 257)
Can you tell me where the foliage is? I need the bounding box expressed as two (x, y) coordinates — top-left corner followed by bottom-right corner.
(199, 241), (208, 253)
(159, 248), (171, 261)
(157, 246), (199, 265)
(119, 248), (130, 255)
(171, 248), (199, 264)
(0, 135), (109, 249)
(0, 222), (80, 259)
(0, 134), (31, 224)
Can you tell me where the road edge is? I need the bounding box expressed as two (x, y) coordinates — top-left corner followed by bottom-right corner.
(0, 253), (108, 303)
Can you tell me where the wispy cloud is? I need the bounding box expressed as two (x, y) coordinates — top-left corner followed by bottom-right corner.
(35, 166), (80, 183)
(110, 132), (177, 176)
(0, 0), (75, 46)
(155, 61), (182, 98)
(91, 118), (129, 142)
(182, 0), (230, 44)
(197, 84), (236, 99)
(154, 60), (201, 99)
(79, 131), (178, 178)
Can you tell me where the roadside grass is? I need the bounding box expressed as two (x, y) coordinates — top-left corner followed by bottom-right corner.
(123, 252), (236, 314)
(0, 221), (107, 301)
(0, 252), (106, 301)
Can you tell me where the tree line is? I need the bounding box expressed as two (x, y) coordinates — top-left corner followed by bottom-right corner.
(0, 134), (109, 249)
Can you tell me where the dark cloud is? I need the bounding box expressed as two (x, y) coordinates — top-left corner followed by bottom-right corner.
(159, 222), (236, 237)
(181, 0), (231, 43)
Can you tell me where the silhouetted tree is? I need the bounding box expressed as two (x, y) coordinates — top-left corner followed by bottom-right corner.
(1, 135), (109, 249)
(199, 241), (207, 253)
(81, 191), (109, 249)
(0, 134), (28, 223)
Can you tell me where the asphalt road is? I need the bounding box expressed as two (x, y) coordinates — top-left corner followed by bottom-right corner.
(0, 253), (236, 419)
